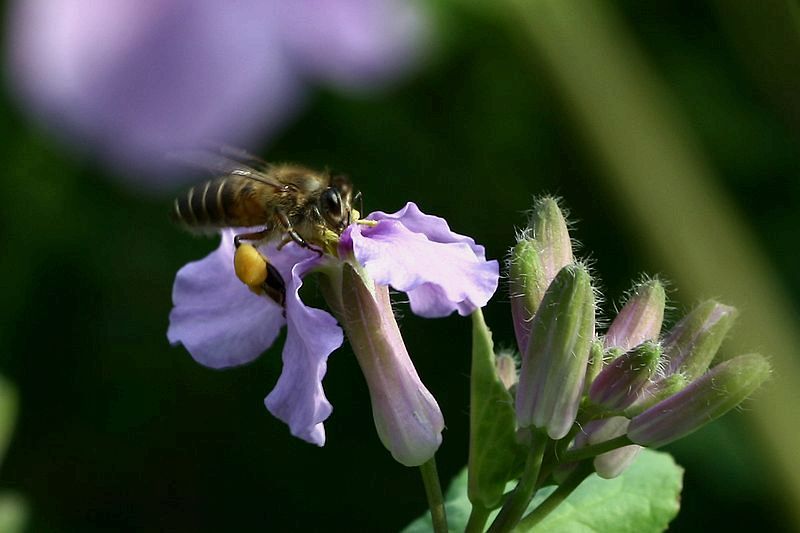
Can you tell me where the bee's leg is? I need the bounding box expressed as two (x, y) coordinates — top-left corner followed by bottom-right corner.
(233, 228), (271, 248)
(276, 211), (324, 256)
(262, 262), (287, 309)
(276, 234), (294, 250)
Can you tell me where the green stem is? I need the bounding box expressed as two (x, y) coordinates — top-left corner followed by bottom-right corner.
(560, 435), (632, 463)
(419, 457), (448, 533)
(518, 462), (593, 530)
(554, 423), (582, 459)
(465, 505), (492, 533)
(487, 433), (548, 533)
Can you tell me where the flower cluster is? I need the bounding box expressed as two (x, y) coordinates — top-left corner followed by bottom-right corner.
(466, 197), (770, 532)
(168, 191), (769, 532)
(168, 202), (498, 466)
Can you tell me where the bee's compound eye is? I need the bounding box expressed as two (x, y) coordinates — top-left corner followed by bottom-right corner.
(320, 188), (342, 220)
(234, 244), (268, 288)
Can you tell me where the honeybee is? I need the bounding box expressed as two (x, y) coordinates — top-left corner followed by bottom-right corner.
(172, 148), (359, 306)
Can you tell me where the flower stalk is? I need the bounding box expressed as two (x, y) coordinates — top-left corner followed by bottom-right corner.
(486, 432), (548, 533)
(518, 461), (594, 530)
(419, 458), (449, 533)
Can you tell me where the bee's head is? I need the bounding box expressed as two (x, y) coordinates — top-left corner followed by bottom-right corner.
(319, 174), (354, 233)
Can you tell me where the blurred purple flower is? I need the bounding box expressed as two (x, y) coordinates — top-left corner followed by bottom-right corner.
(167, 203), (499, 449)
(6, 0), (428, 187)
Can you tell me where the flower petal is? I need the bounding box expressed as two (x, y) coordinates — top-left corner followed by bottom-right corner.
(168, 229), (314, 366)
(167, 230), (287, 368)
(7, 0), (301, 186)
(342, 203), (499, 317)
(276, 0), (428, 90)
(264, 256), (343, 446)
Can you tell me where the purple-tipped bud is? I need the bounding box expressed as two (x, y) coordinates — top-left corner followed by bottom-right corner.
(575, 417), (642, 479)
(624, 373), (688, 418)
(589, 341), (662, 412)
(516, 264), (594, 440)
(495, 351), (518, 391)
(340, 264), (444, 466)
(661, 300), (737, 381)
(606, 279), (666, 350)
(628, 354), (770, 448)
(509, 197), (573, 354)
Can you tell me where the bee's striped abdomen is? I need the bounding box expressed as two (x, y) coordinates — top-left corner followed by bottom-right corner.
(172, 178), (233, 228)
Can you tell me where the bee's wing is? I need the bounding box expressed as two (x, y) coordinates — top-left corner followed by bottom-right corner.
(212, 144), (270, 171)
(167, 148), (284, 189)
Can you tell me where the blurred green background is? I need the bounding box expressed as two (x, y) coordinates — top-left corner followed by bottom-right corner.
(2, 0), (800, 531)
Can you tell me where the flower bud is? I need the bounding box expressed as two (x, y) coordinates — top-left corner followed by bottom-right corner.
(576, 417), (641, 479)
(495, 351), (518, 391)
(624, 373), (688, 418)
(605, 279), (666, 350)
(589, 341), (662, 412)
(509, 197), (573, 354)
(516, 264), (594, 439)
(628, 354), (770, 448)
(340, 264), (444, 466)
(661, 300), (737, 381)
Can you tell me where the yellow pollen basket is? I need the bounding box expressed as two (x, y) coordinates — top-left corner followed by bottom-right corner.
(234, 243), (268, 290)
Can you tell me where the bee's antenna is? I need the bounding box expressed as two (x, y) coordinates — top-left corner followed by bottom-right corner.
(353, 190), (364, 218)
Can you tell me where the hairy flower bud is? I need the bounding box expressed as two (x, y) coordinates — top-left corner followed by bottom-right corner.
(495, 351), (518, 391)
(624, 373), (688, 418)
(509, 197), (573, 354)
(516, 264), (594, 439)
(605, 279), (666, 350)
(583, 339), (607, 394)
(628, 354), (770, 448)
(589, 341), (662, 413)
(661, 300), (737, 381)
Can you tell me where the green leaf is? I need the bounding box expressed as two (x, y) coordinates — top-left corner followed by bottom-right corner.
(0, 375), (19, 468)
(403, 450), (682, 533)
(0, 492), (28, 533)
(521, 449), (683, 532)
(468, 309), (524, 509)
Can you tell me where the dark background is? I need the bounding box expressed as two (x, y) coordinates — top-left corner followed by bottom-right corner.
(1, 1), (799, 531)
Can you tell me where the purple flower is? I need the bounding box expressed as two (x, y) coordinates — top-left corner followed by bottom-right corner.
(340, 202), (499, 317)
(6, 0), (428, 187)
(167, 202), (499, 457)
